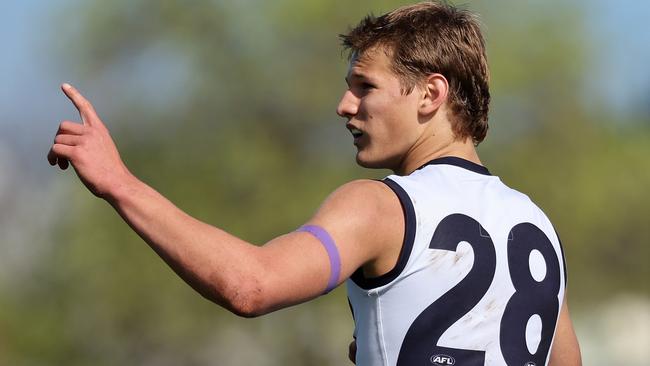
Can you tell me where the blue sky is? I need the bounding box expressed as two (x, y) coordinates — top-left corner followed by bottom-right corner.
(583, 0), (650, 116)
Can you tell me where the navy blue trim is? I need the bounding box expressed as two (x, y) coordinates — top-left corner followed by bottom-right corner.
(350, 178), (417, 290)
(554, 228), (568, 286)
(417, 156), (491, 176)
(347, 297), (355, 320)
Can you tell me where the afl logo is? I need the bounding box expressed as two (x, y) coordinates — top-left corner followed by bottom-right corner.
(524, 362), (537, 366)
(430, 354), (455, 365)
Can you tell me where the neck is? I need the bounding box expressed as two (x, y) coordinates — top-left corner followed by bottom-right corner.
(394, 134), (481, 176)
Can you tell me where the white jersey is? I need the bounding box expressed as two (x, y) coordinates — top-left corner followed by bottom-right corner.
(347, 157), (567, 366)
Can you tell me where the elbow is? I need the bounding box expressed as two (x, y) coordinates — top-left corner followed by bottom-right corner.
(231, 304), (265, 319)
(198, 260), (273, 318)
(229, 293), (265, 318)
(221, 276), (269, 318)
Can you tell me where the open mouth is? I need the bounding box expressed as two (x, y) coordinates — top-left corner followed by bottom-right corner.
(350, 128), (363, 139)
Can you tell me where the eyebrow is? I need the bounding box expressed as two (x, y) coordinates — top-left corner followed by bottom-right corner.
(345, 71), (371, 86)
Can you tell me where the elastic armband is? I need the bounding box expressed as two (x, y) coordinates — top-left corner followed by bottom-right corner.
(296, 225), (341, 294)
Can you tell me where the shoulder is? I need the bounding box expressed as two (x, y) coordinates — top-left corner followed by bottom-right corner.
(316, 179), (401, 221)
(309, 179), (405, 258)
(328, 179), (395, 202)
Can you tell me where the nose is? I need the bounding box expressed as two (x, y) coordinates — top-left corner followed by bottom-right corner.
(336, 89), (359, 119)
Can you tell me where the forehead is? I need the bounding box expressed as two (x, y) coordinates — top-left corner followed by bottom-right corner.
(347, 47), (395, 80)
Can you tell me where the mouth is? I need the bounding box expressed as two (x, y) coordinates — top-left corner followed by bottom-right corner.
(350, 128), (363, 139)
(347, 124), (364, 142)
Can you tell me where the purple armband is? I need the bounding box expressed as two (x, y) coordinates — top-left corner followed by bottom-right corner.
(296, 225), (341, 294)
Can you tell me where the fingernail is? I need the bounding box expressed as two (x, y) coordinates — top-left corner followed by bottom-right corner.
(62, 83), (71, 89)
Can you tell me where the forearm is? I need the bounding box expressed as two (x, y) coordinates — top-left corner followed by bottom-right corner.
(105, 174), (265, 316)
(47, 84), (317, 317)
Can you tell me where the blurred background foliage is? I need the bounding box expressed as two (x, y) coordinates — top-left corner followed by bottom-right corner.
(0, 0), (648, 365)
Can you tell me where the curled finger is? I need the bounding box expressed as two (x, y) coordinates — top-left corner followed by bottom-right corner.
(54, 134), (83, 146)
(50, 143), (75, 163)
(58, 120), (85, 135)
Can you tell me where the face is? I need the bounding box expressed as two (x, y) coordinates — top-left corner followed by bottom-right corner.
(337, 48), (424, 171)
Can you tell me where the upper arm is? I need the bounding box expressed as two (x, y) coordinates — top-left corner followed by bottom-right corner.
(252, 179), (404, 314)
(549, 293), (582, 366)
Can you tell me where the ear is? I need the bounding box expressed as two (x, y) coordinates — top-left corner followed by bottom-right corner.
(418, 73), (449, 116)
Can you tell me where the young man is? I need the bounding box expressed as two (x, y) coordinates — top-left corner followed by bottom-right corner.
(47, 2), (581, 365)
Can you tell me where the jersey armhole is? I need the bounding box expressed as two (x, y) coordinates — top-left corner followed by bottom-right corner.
(349, 177), (417, 290)
(554, 228), (568, 287)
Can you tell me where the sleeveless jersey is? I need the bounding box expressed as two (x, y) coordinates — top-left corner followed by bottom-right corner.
(347, 157), (567, 366)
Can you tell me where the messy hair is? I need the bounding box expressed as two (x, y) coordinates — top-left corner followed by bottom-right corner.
(340, 1), (490, 144)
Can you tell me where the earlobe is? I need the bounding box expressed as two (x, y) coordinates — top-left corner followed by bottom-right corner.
(419, 74), (449, 116)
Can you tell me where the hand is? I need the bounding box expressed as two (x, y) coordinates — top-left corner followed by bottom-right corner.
(47, 83), (133, 199)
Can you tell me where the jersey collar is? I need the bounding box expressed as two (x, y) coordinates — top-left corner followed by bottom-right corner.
(416, 156), (491, 176)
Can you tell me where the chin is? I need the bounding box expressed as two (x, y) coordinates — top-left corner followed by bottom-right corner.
(355, 152), (394, 170)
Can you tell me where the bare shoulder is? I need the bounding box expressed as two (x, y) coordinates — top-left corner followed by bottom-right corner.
(309, 179), (405, 268)
(314, 179), (401, 224)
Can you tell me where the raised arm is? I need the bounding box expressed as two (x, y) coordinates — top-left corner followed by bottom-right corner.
(47, 84), (404, 317)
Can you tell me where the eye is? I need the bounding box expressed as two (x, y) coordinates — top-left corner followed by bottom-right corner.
(361, 82), (375, 90)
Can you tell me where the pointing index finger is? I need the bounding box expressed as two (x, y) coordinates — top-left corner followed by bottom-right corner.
(61, 83), (98, 126)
